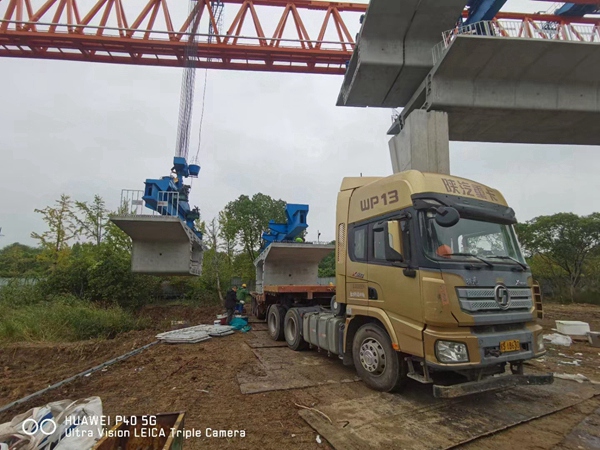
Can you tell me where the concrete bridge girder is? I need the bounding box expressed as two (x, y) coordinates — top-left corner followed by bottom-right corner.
(401, 36), (600, 145)
(337, 0), (468, 108)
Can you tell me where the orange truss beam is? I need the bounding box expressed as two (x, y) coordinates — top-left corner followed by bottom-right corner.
(0, 0), (367, 74)
(2, 0), (600, 74)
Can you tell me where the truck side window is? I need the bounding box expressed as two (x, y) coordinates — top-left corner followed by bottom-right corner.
(373, 229), (385, 260)
(353, 227), (367, 261)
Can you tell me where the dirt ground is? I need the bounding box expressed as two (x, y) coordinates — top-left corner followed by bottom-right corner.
(1, 303), (600, 449)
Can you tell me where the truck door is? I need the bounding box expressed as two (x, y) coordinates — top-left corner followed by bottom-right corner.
(367, 217), (423, 355)
(345, 223), (369, 306)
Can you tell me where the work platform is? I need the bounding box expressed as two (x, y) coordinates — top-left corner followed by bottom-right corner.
(395, 35), (600, 145)
(110, 215), (203, 276)
(337, 0), (468, 108)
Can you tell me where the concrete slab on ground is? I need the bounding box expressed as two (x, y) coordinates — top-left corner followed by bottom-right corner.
(245, 330), (288, 348)
(237, 347), (359, 394)
(299, 379), (600, 450)
(556, 406), (600, 449)
(248, 323), (268, 332)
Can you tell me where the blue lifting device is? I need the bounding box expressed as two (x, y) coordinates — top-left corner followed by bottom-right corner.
(463, 0), (508, 27)
(110, 0), (206, 276)
(555, 2), (599, 16)
(142, 156), (203, 239)
(261, 204), (309, 249)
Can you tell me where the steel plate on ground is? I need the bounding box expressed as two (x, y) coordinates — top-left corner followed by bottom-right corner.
(298, 380), (600, 450)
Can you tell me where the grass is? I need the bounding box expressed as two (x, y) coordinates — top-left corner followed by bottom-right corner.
(0, 281), (148, 343)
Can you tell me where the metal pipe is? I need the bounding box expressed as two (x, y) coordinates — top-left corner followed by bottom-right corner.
(0, 340), (160, 415)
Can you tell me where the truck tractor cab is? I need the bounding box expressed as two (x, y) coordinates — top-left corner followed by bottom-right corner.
(336, 170), (551, 397)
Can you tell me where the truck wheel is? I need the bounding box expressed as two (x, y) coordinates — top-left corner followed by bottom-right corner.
(330, 295), (346, 316)
(284, 309), (308, 351)
(352, 324), (407, 392)
(267, 305), (285, 341)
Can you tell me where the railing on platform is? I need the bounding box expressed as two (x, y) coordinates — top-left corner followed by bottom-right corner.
(433, 18), (600, 63)
(119, 189), (181, 217)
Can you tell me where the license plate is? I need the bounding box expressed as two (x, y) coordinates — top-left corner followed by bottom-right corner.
(500, 339), (520, 353)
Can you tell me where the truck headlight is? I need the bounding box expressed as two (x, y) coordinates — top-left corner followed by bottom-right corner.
(436, 340), (469, 363)
(537, 334), (544, 352)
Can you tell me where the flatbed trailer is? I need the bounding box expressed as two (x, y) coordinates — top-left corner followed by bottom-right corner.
(250, 242), (335, 336)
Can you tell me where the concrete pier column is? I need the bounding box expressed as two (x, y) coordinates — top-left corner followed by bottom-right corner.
(388, 110), (450, 174)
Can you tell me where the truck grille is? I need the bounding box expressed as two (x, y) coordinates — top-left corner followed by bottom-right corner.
(456, 287), (532, 312)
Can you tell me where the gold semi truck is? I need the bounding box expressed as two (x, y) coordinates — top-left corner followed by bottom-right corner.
(253, 170), (552, 397)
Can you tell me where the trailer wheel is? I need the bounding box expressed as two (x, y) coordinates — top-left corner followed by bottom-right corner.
(352, 324), (407, 392)
(330, 295), (346, 317)
(284, 309), (308, 351)
(267, 305), (285, 341)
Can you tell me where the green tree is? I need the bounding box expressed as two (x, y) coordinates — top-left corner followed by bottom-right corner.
(516, 213), (600, 302)
(103, 205), (132, 253)
(318, 241), (336, 278)
(220, 193), (286, 261)
(31, 194), (77, 257)
(0, 243), (45, 278)
(73, 195), (108, 245)
(200, 218), (232, 301)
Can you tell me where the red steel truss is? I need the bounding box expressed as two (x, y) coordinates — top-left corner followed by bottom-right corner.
(0, 0), (366, 74)
(1, 0), (600, 74)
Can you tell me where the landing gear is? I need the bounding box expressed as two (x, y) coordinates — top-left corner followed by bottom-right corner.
(252, 297), (266, 321)
(352, 324), (407, 392)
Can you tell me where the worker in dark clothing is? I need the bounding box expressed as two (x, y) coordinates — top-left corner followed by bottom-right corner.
(224, 286), (238, 324)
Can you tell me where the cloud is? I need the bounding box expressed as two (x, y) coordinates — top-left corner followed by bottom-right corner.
(2, 0), (600, 248)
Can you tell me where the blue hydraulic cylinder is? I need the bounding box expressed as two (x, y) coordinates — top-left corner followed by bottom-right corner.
(262, 204), (309, 248)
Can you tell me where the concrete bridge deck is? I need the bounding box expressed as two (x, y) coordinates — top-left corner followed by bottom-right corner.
(397, 35), (600, 145)
(336, 0), (468, 108)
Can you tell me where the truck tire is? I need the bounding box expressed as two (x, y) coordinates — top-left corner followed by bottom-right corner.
(284, 309), (308, 351)
(267, 305), (285, 341)
(330, 295), (346, 316)
(352, 324), (407, 392)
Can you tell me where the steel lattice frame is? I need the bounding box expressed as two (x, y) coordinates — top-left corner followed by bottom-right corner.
(0, 0), (366, 74)
(1, 0), (600, 74)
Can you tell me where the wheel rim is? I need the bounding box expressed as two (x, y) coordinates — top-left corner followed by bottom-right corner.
(268, 309), (277, 335)
(359, 337), (386, 375)
(285, 316), (296, 342)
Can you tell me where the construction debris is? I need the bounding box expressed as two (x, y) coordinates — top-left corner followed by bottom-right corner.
(554, 373), (600, 385)
(156, 324), (234, 344)
(0, 397), (103, 450)
(558, 360), (581, 366)
(543, 333), (572, 347)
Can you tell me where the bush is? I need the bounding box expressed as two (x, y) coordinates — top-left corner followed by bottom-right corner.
(0, 283), (148, 342)
(38, 243), (162, 310)
(573, 290), (600, 306)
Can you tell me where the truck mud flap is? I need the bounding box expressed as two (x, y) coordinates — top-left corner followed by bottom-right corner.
(433, 374), (554, 399)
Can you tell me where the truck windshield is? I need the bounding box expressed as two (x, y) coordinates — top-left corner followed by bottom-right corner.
(422, 212), (526, 265)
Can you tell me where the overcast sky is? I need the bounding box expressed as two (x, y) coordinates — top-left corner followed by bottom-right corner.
(2, 0), (599, 247)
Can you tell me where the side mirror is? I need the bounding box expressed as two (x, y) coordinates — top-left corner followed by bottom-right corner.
(435, 207), (460, 228)
(384, 221), (404, 262)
